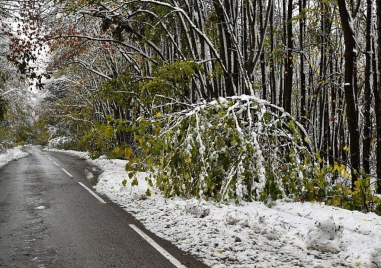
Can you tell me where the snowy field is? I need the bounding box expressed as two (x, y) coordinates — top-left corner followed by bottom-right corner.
(0, 146), (29, 169)
(49, 149), (381, 268)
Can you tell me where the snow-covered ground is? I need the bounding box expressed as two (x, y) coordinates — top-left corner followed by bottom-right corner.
(0, 146), (29, 168)
(49, 149), (381, 268)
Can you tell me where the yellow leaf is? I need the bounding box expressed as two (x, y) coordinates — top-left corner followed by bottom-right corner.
(155, 112), (162, 118)
(125, 147), (134, 159)
(147, 156), (154, 165)
(126, 161), (132, 170)
(113, 147), (122, 156)
(344, 188), (352, 195)
(333, 163), (339, 172)
(332, 198), (340, 206)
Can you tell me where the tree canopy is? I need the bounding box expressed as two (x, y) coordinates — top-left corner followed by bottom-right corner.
(2, 0), (381, 212)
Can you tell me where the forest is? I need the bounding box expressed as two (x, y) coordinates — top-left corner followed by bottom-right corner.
(0, 0), (381, 213)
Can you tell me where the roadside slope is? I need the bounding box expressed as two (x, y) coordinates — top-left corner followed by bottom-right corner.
(0, 146), (29, 168)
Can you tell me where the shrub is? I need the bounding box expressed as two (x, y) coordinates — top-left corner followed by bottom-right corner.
(129, 95), (315, 202)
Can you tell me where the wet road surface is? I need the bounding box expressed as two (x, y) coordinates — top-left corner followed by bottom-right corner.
(0, 146), (207, 268)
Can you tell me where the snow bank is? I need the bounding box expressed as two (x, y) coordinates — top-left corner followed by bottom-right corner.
(48, 149), (381, 267)
(0, 146), (29, 168)
(185, 200), (210, 218)
(306, 217), (343, 253)
(48, 136), (70, 148)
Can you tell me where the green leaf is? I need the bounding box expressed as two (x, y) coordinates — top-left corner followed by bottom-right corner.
(146, 188), (151, 197)
(122, 179), (127, 187)
(131, 177), (139, 186)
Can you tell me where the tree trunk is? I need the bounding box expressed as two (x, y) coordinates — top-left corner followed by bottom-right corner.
(376, 0), (381, 193)
(319, 0), (329, 163)
(0, 96), (6, 121)
(337, 0), (360, 188)
(213, 0), (238, 97)
(283, 0), (293, 113)
(363, 0), (372, 175)
(299, 0), (306, 118)
(269, 0), (276, 105)
(259, 0), (267, 100)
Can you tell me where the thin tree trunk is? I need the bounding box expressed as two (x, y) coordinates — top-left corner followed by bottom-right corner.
(269, 0), (276, 105)
(375, 0), (381, 193)
(259, 0), (267, 100)
(363, 0), (372, 175)
(299, 0), (306, 118)
(283, 0), (293, 113)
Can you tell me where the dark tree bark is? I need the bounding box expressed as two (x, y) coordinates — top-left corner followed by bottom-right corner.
(337, 0), (360, 188)
(330, 48), (337, 170)
(362, 0), (372, 175)
(283, 0), (293, 113)
(259, 0), (267, 100)
(213, 0), (239, 97)
(0, 96), (6, 121)
(299, 0), (306, 118)
(269, 0), (276, 105)
(376, 0), (381, 193)
(319, 0), (329, 163)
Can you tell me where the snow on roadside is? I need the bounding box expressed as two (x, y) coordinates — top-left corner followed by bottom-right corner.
(0, 146), (29, 168)
(49, 149), (381, 267)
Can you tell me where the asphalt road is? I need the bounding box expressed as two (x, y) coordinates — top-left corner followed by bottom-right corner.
(0, 146), (207, 268)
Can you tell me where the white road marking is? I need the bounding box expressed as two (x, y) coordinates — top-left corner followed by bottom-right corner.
(78, 182), (106, 204)
(53, 161), (60, 167)
(61, 168), (73, 178)
(129, 224), (186, 268)
(47, 156), (52, 161)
